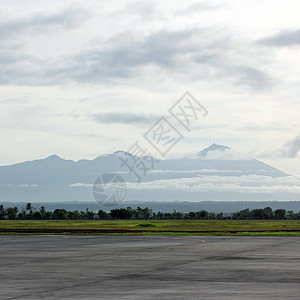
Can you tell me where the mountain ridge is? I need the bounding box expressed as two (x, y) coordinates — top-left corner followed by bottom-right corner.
(0, 144), (294, 203)
(1, 143), (251, 166)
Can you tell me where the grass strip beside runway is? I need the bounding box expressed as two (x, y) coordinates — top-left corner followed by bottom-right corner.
(1, 220), (300, 236)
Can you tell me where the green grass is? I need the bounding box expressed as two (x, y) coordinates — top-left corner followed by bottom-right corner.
(136, 223), (156, 227)
(1, 220), (300, 236)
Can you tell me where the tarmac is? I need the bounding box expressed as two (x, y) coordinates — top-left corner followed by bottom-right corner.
(0, 235), (300, 299)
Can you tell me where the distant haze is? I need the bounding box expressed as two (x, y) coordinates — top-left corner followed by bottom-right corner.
(1, 144), (300, 205)
(0, 1), (300, 176)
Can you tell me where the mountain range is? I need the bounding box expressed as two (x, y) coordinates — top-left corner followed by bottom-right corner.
(1, 144), (299, 205)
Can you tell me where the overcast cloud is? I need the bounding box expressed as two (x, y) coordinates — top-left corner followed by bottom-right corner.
(0, 25), (274, 89)
(283, 135), (300, 158)
(0, 0), (300, 176)
(258, 28), (300, 47)
(92, 112), (157, 125)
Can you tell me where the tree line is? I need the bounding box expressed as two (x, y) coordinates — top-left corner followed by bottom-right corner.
(1, 203), (300, 220)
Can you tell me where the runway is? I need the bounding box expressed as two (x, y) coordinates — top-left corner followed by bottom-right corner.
(1, 235), (300, 299)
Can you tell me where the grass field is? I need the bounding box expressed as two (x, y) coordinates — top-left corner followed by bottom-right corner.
(1, 220), (300, 236)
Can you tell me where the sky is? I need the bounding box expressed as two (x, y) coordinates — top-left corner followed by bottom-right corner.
(0, 0), (300, 175)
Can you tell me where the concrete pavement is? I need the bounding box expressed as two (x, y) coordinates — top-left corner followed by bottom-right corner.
(0, 235), (300, 299)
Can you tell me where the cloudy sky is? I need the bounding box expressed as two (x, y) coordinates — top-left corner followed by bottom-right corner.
(1, 0), (300, 175)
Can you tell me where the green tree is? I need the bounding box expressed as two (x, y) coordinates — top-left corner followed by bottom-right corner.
(6, 207), (18, 220)
(39, 206), (46, 219)
(263, 207), (273, 219)
(86, 208), (95, 220)
(274, 209), (286, 220)
(110, 208), (133, 219)
(53, 209), (67, 220)
(252, 209), (265, 220)
(286, 210), (295, 220)
(197, 210), (209, 219)
(32, 211), (43, 220)
(17, 208), (27, 220)
(26, 202), (32, 211)
(216, 212), (224, 220)
(25, 202), (33, 219)
(98, 210), (109, 219)
(0, 205), (5, 220)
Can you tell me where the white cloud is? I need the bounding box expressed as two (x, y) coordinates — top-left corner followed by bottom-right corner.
(68, 173), (300, 197)
(0, 0), (300, 179)
(69, 183), (93, 188)
(126, 174), (300, 194)
(199, 149), (250, 160)
(283, 134), (300, 158)
(258, 28), (300, 47)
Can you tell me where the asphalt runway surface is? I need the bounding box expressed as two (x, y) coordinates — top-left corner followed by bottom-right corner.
(1, 235), (300, 299)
